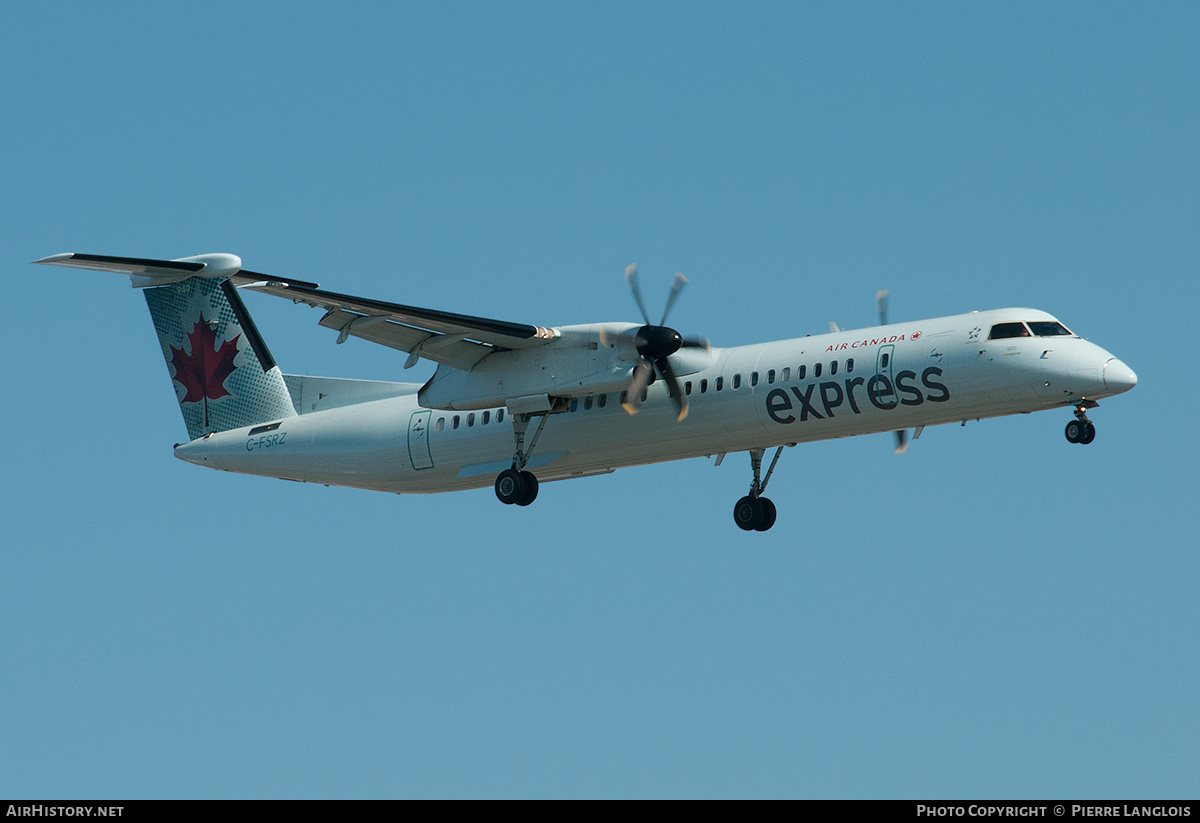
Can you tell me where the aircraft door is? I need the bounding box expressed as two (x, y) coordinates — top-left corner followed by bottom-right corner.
(874, 345), (899, 408)
(407, 410), (435, 470)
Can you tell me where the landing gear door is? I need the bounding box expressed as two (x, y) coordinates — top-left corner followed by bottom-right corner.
(408, 410), (434, 470)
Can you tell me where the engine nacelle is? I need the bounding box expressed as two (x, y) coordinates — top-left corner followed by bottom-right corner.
(417, 323), (713, 411)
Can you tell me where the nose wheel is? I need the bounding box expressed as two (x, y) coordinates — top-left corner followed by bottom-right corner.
(1065, 403), (1097, 445)
(1064, 419), (1096, 444)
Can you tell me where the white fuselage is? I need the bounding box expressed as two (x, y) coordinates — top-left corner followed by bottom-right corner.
(174, 308), (1136, 493)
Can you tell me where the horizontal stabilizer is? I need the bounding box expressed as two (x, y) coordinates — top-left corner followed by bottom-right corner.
(34, 252), (205, 287)
(33, 252), (320, 290)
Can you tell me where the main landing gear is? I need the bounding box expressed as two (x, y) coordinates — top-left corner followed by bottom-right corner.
(495, 410), (550, 507)
(495, 467), (539, 506)
(733, 447), (784, 532)
(1064, 401), (1098, 445)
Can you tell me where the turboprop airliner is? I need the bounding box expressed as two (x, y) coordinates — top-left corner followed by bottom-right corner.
(35, 252), (1137, 531)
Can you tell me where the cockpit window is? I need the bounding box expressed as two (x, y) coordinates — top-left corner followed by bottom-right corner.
(988, 322), (1031, 340)
(1028, 321), (1073, 337)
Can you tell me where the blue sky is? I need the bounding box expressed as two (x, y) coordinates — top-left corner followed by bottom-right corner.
(2, 2), (1196, 798)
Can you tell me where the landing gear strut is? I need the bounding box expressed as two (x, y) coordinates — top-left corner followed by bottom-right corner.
(733, 447), (783, 532)
(495, 411), (549, 506)
(1064, 402), (1097, 445)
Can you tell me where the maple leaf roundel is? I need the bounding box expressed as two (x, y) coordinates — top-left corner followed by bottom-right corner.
(170, 316), (241, 403)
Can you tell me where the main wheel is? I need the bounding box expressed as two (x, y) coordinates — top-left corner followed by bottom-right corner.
(1065, 420), (1083, 443)
(495, 468), (526, 505)
(516, 471), (539, 506)
(733, 495), (764, 531)
(1080, 421), (1096, 445)
(755, 497), (777, 531)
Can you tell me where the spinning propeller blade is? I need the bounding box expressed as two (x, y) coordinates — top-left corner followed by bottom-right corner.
(656, 354), (689, 421)
(621, 361), (655, 415)
(625, 263), (652, 326)
(619, 263), (703, 421)
(660, 272), (688, 326)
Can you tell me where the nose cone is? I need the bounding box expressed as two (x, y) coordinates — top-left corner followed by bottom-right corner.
(1103, 358), (1137, 395)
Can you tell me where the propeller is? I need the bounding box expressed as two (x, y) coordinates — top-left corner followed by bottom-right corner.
(878, 289), (908, 453)
(619, 263), (709, 421)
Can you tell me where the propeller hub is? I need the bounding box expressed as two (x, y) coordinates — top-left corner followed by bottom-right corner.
(636, 325), (683, 359)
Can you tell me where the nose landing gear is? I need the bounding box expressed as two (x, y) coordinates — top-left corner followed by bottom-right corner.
(1064, 402), (1097, 445)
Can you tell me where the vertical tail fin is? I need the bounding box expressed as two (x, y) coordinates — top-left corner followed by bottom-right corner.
(34, 252), (298, 440)
(144, 276), (297, 439)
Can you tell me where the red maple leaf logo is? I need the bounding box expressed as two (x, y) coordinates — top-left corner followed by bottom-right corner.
(170, 316), (240, 406)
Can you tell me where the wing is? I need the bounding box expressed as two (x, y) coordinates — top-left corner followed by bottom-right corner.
(34, 252), (559, 371)
(242, 279), (557, 371)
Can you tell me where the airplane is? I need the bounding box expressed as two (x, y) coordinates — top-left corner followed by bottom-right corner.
(34, 252), (1137, 531)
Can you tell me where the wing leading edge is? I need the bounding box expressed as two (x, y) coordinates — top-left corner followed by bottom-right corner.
(246, 279), (558, 371)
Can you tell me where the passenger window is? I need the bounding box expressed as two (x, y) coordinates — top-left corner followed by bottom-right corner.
(597, 394), (607, 408)
(767, 369), (775, 384)
(716, 376), (724, 391)
(846, 359), (854, 373)
(750, 372), (759, 387)
(989, 322), (1032, 340)
(497, 409), (505, 423)
(467, 413), (475, 427)
(814, 363), (822, 378)
(685, 381), (692, 395)
(733, 374), (741, 389)
(798, 365), (806, 379)
(452, 415), (460, 430)
(830, 360), (838, 376)
(781, 367), (790, 381)
(700, 379), (708, 394)
(880, 353), (889, 369)
(482, 410), (490, 425)
(584, 396), (593, 410)
(570, 398), (578, 412)
(436, 417), (445, 432)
